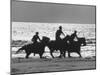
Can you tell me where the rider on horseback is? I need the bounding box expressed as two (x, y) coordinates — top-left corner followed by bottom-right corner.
(70, 30), (78, 43)
(31, 32), (41, 44)
(55, 26), (65, 41)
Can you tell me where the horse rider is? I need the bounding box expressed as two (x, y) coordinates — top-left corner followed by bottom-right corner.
(31, 32), (41, 44)
(70, 30), (78, 43)
(55, 26), (65, 41)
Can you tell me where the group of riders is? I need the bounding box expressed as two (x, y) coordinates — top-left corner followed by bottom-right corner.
(16, 26), (86, 58)
(31, 26), (78, 45)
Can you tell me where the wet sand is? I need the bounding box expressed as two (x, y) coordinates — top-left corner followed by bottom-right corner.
(11, 57), (96, 74)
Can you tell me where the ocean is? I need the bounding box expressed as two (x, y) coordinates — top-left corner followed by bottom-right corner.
(11, 22), (96, 58)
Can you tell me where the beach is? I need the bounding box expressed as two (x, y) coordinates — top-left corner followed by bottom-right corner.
(11, 57), (96, 74)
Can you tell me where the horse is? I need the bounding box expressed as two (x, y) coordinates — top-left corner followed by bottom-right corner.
(63, 37), (86, 58)
(46, 35), (86, 58)
(46, 35), (70, 58)
(15, 36), (50, 59)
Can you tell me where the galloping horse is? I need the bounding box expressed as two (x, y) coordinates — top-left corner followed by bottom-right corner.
(15, 36), (50, 58)
(46, 35), (86, 58)
(63, 37), (86, 58)
(15, 35), (86, 58)
(47, 35), (70, 58)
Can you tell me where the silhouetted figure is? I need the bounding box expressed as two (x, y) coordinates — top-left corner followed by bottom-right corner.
(47, 34), (86, 58)
(31, 32), (41, 44)
(55, 26), (65, 41)
(16, 36), (50, 58)
(66, 37), (86, 58)
(70, 30), (78, 43)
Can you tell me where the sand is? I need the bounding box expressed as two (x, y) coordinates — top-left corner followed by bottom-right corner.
(11, 57), (96, 74)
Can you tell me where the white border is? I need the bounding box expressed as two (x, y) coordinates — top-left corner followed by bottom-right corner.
(0, 0), (100, 75)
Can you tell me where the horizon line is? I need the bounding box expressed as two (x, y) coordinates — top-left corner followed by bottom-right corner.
(12, 21), (95, 25)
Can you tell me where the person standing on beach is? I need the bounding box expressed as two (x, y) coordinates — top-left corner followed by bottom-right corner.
(55, 26), (65, 41)
(31, 32), (41, 44)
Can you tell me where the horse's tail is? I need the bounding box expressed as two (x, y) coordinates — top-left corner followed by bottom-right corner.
(15, 47), (24, 54)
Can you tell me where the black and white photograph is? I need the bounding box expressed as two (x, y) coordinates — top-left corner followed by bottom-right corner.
(11, 0), (96, 74)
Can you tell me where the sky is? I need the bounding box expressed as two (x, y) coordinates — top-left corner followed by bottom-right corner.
(11, 0), (96, 24)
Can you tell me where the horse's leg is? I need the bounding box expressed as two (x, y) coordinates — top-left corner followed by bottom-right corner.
(33, 53), (35, 56)
(25, 52), (31, 59)
(50, 50), (54, 58)
(63, 50), (66, 58)
(77, 51), (82, 58)
(76, 47), (82, 58)
(68, 51), (71, 58)
(39, 52), (43, 58)
(59, 50), (63, 58)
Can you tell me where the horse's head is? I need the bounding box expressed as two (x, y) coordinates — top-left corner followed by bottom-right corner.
(78, 38), (86, 46)
(63, 35), (70, 41)
(41, 36), (50, 45)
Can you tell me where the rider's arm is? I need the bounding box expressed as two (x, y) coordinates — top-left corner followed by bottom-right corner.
(61, 31), (65, 36)
(38, 36), (41, 41)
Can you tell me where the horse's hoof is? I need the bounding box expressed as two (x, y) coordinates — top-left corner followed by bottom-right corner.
(68, 56), (72, 58)
(52, 57), (54, 58)
(40, 57), (42, 59)
(58, 56), (62, 58)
